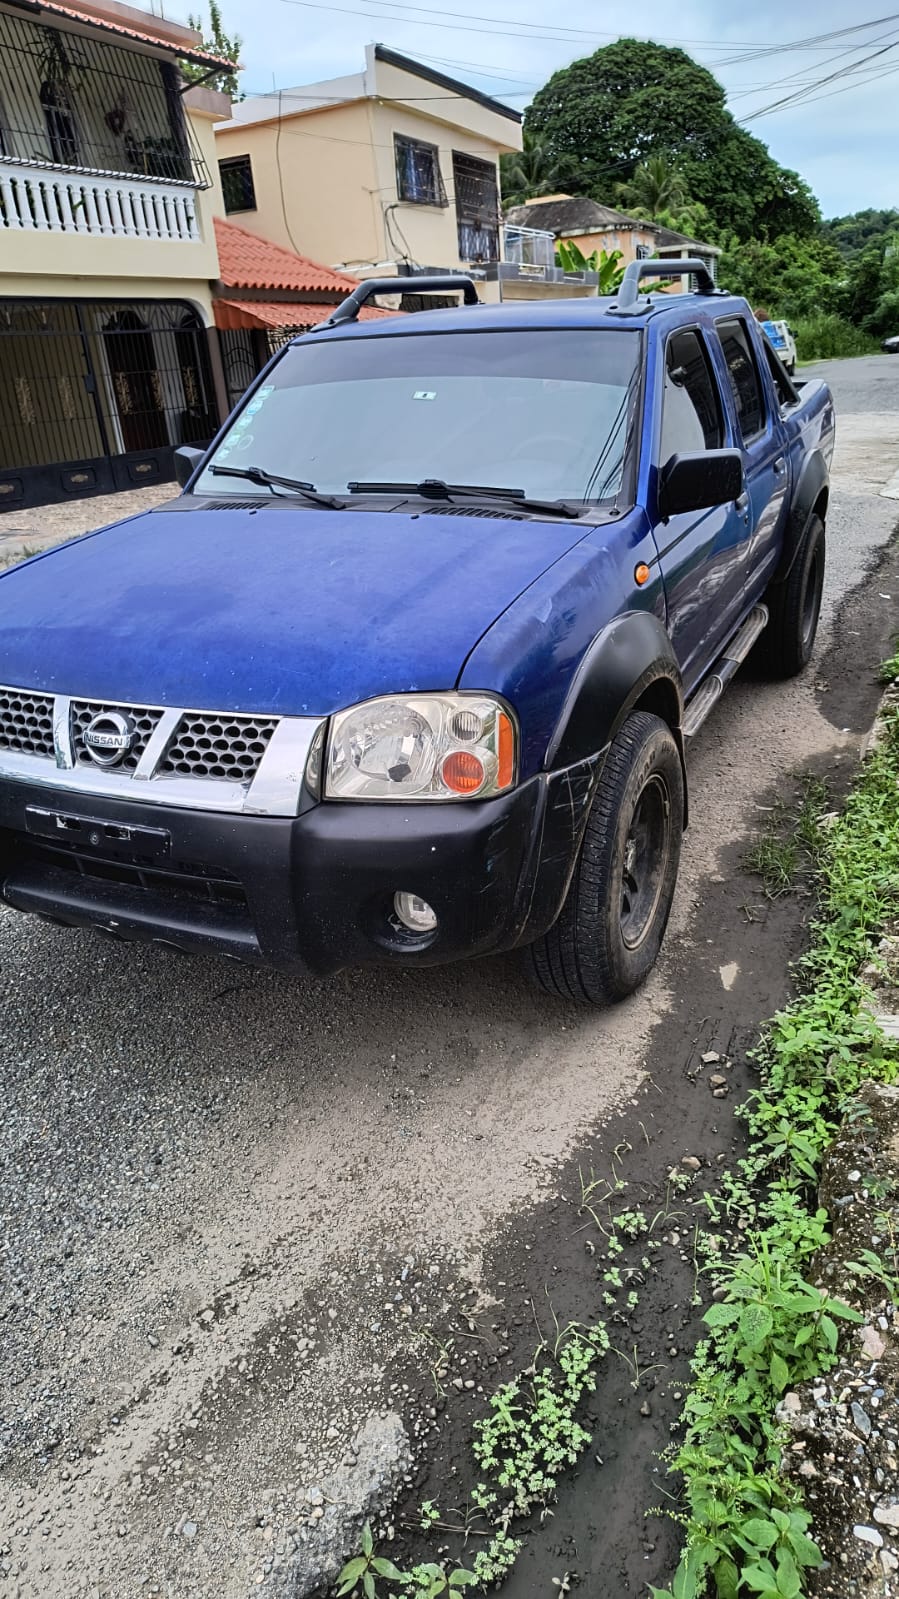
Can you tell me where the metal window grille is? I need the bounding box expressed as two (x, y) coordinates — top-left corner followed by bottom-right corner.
(0, 8), (209, 186)
(394, 134), (446, 207)
(452, 151), (498, 263)
(219, 153), (256, 213)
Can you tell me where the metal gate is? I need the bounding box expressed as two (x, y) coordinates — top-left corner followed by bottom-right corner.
(0, 298), (220, 511)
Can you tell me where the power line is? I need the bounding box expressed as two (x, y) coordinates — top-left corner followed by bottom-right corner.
(740, 32), (899, 119)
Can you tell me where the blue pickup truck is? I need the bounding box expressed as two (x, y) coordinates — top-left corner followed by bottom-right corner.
(0, 260), (834, 1004)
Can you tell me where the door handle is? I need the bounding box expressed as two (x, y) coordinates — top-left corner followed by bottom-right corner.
(773, 456), (787, 476)
(735, 492), (750, 514)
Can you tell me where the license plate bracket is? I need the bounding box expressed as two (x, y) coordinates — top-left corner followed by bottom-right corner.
(25, 806), (172, 861)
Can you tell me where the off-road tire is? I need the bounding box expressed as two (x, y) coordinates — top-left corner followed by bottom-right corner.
(526, 711), (684, 1005)
(761, 512), (825, 679)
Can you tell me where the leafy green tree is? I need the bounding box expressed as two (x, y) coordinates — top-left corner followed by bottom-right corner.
(715, 233), (844, 321)
(822, 208), (899, 259)
(500, 130), (563, 208)
(182, 0), (242, 99)
(617, 154), (687, 220)
(524, 38), (820, 242)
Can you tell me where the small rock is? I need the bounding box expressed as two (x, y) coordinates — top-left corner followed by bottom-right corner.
(700, 1052), (721, 1064)
(199, 1310), (214, 1326)
(708, 1074), (727, 1088)
(182, 1522), (198, 1541)
(712, 1087), (729, 1099)
(681, 1157), (701, 1171)
(639, 1400), (651, 1417)
(874, 1502), (899, 1531)
(147, 1335), (159, 1349)
(880, 1550), (899, 1575)
(851, 1402), (872, 1438)
(860, 1326), (886, 1361)
(853, 1526), (883, 1548)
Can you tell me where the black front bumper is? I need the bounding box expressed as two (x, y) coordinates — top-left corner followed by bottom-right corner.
(0, 759), (600, 974)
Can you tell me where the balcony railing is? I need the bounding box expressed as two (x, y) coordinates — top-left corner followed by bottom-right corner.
(0, 160), (201, 241)
(502, 224), (556, 271)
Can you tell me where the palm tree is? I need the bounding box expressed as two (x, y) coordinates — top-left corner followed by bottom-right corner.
(500, 131), (563, 209)
(617, 155), (688, 221)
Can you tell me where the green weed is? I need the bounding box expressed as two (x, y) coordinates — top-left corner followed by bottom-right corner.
(654, 698), (899, 1599)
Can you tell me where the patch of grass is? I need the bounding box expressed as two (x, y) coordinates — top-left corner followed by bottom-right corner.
(743, 775), (829, 898)
(652, 698), (899, 1599)
(337, 1323), (609, 1596)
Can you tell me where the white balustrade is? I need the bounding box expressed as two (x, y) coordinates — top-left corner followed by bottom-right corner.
(0, 160), (201, 242)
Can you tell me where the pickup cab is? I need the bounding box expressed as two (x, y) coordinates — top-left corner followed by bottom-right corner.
(0, 260), (835, 1004)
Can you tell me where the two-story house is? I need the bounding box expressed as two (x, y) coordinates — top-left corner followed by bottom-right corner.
(0, 0), (235, 511)
(213, 45), (594, 306)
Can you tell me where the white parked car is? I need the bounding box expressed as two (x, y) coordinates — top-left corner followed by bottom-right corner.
(761, 319), (798, 375)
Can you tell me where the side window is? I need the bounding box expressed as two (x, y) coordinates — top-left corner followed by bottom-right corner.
(716, 317), (766, 441)
(394, 134), (446, 206)
(219, 155), (256, 214)
(763, 340), (799, 409)
(660, 328), (724, 464)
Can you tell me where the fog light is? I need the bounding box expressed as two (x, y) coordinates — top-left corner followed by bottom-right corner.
(393, 892), (438, 933)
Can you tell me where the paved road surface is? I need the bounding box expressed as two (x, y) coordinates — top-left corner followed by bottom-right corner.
(0, 356), (897, 1598)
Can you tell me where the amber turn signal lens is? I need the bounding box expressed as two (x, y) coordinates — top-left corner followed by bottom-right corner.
(442, 750), (486, 794)
(497, 710), (515, 789)
(635, 563), (651, 586)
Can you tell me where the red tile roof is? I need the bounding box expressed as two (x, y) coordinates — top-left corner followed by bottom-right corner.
(39, 0), (236, 69)
(214, 298), (389, 331)
(214, 218), (369, 295)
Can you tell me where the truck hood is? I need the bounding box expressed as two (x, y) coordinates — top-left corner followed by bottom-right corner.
(0, 503), (588, 714)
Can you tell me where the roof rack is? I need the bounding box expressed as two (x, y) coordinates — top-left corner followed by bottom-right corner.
(319, 275), (480, 330)
(611, 258), (721, 316)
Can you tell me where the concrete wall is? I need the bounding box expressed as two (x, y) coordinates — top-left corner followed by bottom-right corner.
(213, 101), (382, 265)
(562, 225), (658, 266)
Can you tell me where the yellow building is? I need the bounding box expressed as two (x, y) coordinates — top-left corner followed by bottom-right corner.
(0, 0), (235, 511)
(213, 46), (596, 304)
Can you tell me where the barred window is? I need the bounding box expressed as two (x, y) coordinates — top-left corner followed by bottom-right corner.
(394, 134), (446, 206)
(219, 154), (256, 214)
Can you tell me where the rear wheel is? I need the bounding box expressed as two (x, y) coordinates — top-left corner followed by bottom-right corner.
(760, 513), (825, 678)
(527, 711), (684, 1005)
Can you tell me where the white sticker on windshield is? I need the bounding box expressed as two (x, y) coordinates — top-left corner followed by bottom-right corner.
(413, 390), (437, 401)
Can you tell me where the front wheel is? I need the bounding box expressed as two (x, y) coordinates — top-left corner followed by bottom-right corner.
(526, 711), (684, 1005)
(760, 513), (825, 679)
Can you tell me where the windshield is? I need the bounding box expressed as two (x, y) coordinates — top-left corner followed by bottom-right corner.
(194, 328), (641, 505)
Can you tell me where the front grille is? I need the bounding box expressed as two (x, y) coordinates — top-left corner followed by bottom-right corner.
(71, 701), (163, 773)
(159, 713), (278, 781)
(0, 687), (55, 757)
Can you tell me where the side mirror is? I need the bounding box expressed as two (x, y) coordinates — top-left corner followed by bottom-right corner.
(174, 444), (206, 489)
(659, 450), (745, 518)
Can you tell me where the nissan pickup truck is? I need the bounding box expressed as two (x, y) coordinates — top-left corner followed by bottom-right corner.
(0, 260), (835, 1005)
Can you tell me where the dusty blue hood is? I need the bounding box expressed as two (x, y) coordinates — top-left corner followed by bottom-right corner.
(0, 503), (587, 714)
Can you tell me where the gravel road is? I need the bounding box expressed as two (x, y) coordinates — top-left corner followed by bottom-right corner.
(1, 356), (898, 1598)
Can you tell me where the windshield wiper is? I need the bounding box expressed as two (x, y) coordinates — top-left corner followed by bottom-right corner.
(210, 464), (342, 508)
(346, 478), (581, 520)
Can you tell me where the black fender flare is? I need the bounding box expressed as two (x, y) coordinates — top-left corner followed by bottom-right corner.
(545, 610), (688, 821)
(773, 449), (829, 585)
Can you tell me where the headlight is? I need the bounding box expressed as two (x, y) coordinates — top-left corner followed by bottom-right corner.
(324, 694), (517, 801)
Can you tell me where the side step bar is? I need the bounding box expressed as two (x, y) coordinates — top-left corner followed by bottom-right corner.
(682, 604), (769, 740)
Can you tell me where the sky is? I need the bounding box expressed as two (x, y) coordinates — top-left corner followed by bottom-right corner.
(172, 0), (899, 219)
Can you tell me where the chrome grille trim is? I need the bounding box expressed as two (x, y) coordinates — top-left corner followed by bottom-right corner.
(0, 685), (325, 818)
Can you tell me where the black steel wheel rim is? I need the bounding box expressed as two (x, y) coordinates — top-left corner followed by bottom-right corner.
(619, 774), (671, 951)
